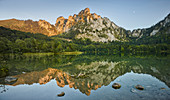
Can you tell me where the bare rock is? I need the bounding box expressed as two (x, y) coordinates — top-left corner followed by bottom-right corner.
(112, 83), (121, 89)
(5, 76), (18, 83)
(57, 92), (65, 97)
(160, 87), (166, 90)
(135, 85), (144, 90)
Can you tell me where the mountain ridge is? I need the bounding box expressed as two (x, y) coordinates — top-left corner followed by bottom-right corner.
(129, 13), (170, 39)
(0, 8), (169, 42)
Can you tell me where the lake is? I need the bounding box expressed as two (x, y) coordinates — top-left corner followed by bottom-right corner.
(0, 53), (170, 100)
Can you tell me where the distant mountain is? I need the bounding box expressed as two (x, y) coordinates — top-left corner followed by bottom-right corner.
(0, 8), (169, 42)
(129, 13), (170, 38)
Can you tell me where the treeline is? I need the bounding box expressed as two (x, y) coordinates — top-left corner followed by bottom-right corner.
(130, 34), (170, 45)
(0, 27), (78, 53)
(72, 38), (170, 54)
(0, 26), (170, 54)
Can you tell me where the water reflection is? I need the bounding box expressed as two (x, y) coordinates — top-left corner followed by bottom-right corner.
(0, 54), (170, 99)
(1, 66), (121, 96)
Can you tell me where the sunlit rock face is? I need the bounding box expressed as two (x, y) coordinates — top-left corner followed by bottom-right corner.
(0, 19), (58, 36)
(55, 8), (102, 34)
(38, 20), (58, 36)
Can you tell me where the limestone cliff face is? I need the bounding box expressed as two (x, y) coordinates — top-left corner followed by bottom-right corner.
(55, 16), (75, 34)
(55, 8), (101, 34)
(38, 20), (58, 36)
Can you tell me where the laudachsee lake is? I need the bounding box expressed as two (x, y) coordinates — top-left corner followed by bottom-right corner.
(0, 53), (170, 100)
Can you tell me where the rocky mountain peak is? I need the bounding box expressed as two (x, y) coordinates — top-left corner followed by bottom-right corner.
(78, 8), (90, 16)
(38, 19), (53, 31)
(68, 16), (74, 21)
(56, 16), (65, 24)
(53, 8), (127, 42)
(55, 8), (100, 34)
(54, 8), (104, 34)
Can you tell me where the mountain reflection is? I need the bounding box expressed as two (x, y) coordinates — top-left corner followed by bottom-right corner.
(6, 60), (128, 96)
(0, 54), (170, 96)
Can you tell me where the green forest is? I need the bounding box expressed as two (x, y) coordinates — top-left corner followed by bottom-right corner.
(0, 26), (170, 54)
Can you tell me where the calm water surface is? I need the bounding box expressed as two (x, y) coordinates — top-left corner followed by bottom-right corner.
(0, 54), (170, 100)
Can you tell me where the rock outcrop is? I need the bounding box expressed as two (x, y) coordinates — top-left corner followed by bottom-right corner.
(55, 8), (102, 34)
(38, 20), (58, 36)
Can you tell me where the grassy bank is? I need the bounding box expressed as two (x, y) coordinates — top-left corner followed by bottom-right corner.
(55, 51), (83, 55)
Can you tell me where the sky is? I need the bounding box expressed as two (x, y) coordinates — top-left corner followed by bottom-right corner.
(0, 0), (170, 30)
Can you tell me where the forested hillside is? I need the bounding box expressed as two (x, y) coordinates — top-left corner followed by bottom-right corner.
(0, 26), (169, 54)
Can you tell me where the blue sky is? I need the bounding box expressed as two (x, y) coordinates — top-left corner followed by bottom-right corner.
(0, 0), (170, 30)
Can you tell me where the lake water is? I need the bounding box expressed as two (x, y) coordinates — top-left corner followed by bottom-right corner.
(0, 54), (170, 100)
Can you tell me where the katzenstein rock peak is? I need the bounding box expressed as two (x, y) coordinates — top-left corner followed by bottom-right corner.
(55, 8), (101, 34)
(55, 8), (129, 42)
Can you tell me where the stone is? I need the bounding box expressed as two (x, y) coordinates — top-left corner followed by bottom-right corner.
(57, 92), (65, 97)
(135, 85), (144, 90)
(22, 72), (26, 74)
(70, 75), (76, 78)
(77, 73), (87, 78)
(160, 88), (166, 90)
(112, 83), (121, 89)
(5, 76), (18, 83)
(78, 73), (85, 77)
